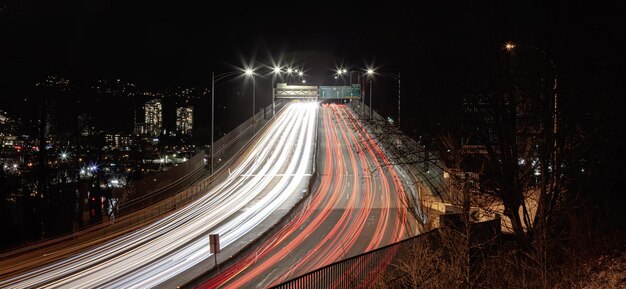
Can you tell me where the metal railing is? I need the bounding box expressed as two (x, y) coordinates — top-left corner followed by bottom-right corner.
(270, 218), (501, 289)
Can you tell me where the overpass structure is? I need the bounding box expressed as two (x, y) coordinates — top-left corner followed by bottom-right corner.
(275, 83), (361, 100)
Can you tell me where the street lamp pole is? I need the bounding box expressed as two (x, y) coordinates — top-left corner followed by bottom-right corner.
(271, 77), (275, 116)
(369, 78), (373, 118)
(252, 75), (256, 134)
(366, 69), (374, 118)
(211, 70), (246, 175)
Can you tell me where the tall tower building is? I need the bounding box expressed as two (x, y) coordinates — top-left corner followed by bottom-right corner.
(176, 106), (193, 136)
(144, 99), (162, 136)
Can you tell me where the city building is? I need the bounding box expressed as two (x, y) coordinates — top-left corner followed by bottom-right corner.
(105, 134), (134, 149)
(144, 99), (162, 137)
(176, 106), (193, 136)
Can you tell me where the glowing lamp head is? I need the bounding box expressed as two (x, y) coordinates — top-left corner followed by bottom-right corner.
(504, 42), (516, 51)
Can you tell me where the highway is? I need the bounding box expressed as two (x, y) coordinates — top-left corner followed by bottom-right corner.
(0, 102), (318, 289)
(199, 103), (412, 288)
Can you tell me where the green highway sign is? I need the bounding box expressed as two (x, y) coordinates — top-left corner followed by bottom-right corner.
(319, 85), (361, 100)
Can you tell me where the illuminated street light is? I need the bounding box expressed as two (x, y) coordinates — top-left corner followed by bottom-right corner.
(271, 66), (282, 115)
(243, 66), (257, 135)
(287, 68), (293, 74)
(302, 79), (306, 84)
(298, 71), (303, 76)
(504, 41), (516, 51)
(504, 41), (559, 177)
(60, 152), (68, 160)
(366, 69), (374, 118)
(210, 68), (254, 174)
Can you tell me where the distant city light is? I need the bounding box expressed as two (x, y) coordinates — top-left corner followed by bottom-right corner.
(298, 71), (303, 76)
(60, 152), (68, 160)
(367, 69), (374, 75)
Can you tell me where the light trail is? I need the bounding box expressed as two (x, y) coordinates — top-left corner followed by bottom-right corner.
(200, 103), (411, 289)
(0, 102), (318, 289)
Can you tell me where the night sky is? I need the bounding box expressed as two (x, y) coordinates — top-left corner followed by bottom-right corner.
(1, 1), (624, 133)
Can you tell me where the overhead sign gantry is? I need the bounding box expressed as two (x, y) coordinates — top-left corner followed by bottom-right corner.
(274, 83), (361, 100)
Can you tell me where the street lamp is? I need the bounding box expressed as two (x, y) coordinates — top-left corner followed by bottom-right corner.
(336, 68), (348, 85)
(210, 69), (248, 174)
(503, 42), (557, 134)
(244, 68), (256, 134)
(504, 42), (558, 194)
(366, 69), (374, 118)
(271, 66), (282, 116)
(361, 68), (401, 125)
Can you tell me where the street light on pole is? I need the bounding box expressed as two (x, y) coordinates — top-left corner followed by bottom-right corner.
(211, 70), (247, 175)
(504, 41), (559, 179)
(244, 68), (256, 134)
(271, 66), (282, 116)
(362, 68), (401, 126)
(366, 69), (374, 118)
(503, 42), (557, 134)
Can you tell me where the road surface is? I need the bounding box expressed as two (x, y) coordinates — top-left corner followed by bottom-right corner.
(199, 103), (413, 288)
